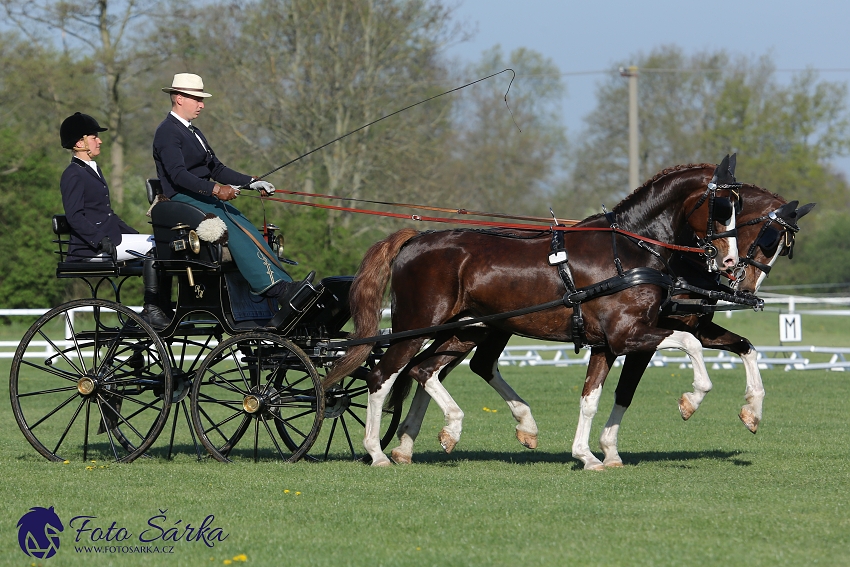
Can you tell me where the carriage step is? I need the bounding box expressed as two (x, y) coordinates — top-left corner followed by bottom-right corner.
(268, 279), (324, 333)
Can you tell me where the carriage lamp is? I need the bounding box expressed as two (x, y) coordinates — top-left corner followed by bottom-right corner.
(169, 224), (201, 255)
(266, 223), (285, 259)
(170, 223), (202, 286)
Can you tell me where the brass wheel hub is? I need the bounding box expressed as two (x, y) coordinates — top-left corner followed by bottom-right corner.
(77, 376), (96, 396)
(243, 395), (262, 414)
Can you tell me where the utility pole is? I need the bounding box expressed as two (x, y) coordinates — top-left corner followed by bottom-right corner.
(619, 66), (639, 189)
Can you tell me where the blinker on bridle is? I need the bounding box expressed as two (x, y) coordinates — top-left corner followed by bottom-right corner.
(686, 180), (742, 266)
(732, 206), (800, 285)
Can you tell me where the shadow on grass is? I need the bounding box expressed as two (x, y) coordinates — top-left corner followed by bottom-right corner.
(399, 448), (751, 469)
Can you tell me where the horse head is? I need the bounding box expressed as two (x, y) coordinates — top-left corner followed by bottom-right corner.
(732, 187), (815, 292)
(615, 155), (741, 274)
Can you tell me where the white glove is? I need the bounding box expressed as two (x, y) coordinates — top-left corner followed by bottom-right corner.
(250, 180), (275, 195)
(228, 185), (242, 196)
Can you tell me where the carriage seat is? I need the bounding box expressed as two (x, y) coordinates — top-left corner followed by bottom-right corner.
(147, 179), (236, 265)
(52, 215), (143, 278)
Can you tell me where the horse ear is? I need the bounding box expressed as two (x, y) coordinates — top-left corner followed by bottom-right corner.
(714, 154), (737, 185)
(775, 201), (798, 220)
(728, 153), (737, 177)
(795, 202), (816, 221)
(711, 154), (730, 184)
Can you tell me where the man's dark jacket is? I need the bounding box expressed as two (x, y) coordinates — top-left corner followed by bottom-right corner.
(152, 113), (251, 198)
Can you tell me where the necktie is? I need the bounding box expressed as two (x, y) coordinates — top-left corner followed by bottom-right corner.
(188, 124), (211, 154)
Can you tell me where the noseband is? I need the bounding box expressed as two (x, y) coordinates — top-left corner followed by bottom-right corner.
(732, 207), (799, 286)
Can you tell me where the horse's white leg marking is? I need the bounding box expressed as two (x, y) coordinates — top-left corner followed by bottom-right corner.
(422, 363), (465, 454)
(391, 385), (431, 464)
(487, 362), (539, 449)
(599, 403), (628, 467)
(657, 331), (713, 420)
(364, 370), (401, 467)
(738, 347), (765, 433)
(571, 385), (605, 471)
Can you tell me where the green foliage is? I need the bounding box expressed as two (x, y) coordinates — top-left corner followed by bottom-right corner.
(558, 46), (850, 221)
(0, 129), (67, 308)
(766, 210), (850, 291)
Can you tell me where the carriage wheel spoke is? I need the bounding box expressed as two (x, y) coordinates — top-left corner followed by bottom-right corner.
(39, 324), (85, 376)
(49, 397), (86, 456)
(339, 415), (356, 459)
(260, 415), (287, 461)
(95, 397), (122, 461)
(19, 358), (81, 383)
(322, 419), (339, 461)
(29, 393), (80, 431)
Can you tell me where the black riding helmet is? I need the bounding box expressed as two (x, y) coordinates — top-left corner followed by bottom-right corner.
(60, 112), (108, 149)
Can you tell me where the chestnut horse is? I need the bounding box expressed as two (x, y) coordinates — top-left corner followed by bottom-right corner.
(327, 162), (742, 466)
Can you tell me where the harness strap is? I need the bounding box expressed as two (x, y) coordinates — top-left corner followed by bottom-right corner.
(332, 298), (566, 348)
(549, 225), (585, 351)
(605, 211), (625, 276)
(565, 268), (673, 306)
(672, 278), (765, 309)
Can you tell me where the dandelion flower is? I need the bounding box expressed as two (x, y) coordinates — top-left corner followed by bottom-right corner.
(284, 489), (290, 494)
(233, 554), (247, 562)
(63, 460), (70, 465)
(223, 560), (232, 565)
(295, 492), (301, 496)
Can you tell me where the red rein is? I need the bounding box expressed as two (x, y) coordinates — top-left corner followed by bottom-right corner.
(253, 194), (708, 255)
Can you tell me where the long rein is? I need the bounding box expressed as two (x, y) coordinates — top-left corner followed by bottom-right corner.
(241, 190), (709, 256)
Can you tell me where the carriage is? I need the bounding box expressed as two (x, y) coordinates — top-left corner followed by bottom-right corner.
(10, 159), (813, 468)
(9, 180), (401, 464)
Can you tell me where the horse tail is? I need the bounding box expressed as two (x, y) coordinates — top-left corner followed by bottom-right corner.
(323, 228), (419, 387)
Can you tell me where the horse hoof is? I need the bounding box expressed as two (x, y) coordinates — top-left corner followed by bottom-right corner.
(371, 457), (393, 467)
(678, 393), (696, 420)
(739, 408), (760, 434)
(603, 458), (624, 468)
(391, 447), (413, 465)
(438, 429), (458, 454)
(585, 461), (606, 471)
(516, 430), (538, 449)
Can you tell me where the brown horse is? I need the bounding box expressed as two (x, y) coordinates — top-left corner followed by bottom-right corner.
(383, 184), (813, 469)
(327, 161), (743, 466)
(587, 192), (814, 469)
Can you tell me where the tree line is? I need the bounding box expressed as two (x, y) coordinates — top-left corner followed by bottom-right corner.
(1, 0), (848, 310)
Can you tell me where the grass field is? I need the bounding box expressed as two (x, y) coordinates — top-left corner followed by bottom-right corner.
(2, 347), (850, 566)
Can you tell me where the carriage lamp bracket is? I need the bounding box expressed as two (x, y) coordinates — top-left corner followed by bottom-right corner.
(169, 224), (201, 255)
(266, 223), (285, 259)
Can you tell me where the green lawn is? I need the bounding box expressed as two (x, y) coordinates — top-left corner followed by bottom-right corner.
(1, 356), (849, 566)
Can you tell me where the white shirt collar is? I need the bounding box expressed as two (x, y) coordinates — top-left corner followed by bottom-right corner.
(170, 110), (192, 128)
(75, 157), (99, 173)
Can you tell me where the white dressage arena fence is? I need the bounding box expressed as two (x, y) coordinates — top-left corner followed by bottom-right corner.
(3, 295), (849, 371)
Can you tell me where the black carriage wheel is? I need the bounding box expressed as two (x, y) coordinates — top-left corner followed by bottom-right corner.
(9, 299), (173, 463)
(306, 363), (402, 462)
(111, 333), (219, 460)
(190, 333), (323, 463)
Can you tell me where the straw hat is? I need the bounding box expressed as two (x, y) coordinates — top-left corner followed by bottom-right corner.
(162, 73), (212, 98)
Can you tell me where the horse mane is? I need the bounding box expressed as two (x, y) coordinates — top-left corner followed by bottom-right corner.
(739, 182), (786, 202)
(615, 163), (715, 211)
